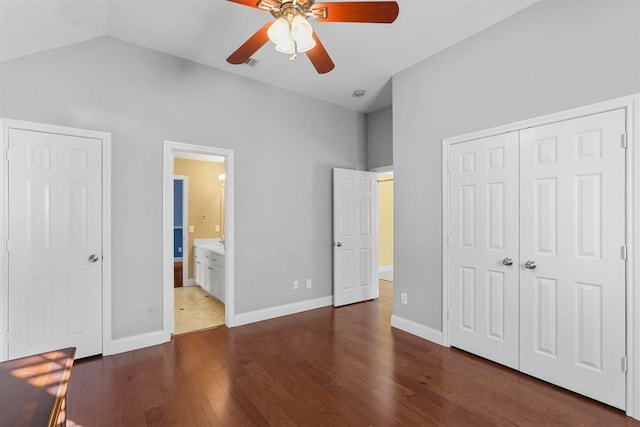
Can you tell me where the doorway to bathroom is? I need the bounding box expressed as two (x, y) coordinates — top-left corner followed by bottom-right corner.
(173, 153), (226, 334)
(163, 141), (235, 338)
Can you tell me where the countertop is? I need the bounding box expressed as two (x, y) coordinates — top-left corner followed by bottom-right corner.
(193, 238), (225, 256)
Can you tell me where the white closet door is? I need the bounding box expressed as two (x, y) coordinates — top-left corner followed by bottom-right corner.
(449, 132), (520, 369)
(519, 109), (626, 409)
(8, 128), (103, 359)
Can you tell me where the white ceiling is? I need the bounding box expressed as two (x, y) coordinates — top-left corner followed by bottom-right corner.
(0, 0), (538, 112)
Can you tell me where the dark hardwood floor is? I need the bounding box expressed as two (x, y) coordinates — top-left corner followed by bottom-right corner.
(67, 282), (639, 426)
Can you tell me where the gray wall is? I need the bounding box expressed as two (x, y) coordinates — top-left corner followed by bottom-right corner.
(366, 105), (393, 170)
(393, 0), (640, 330)
(0, 37), (366, 340)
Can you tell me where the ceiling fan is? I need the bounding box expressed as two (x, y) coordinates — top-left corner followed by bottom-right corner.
(226, 0), (399, 74)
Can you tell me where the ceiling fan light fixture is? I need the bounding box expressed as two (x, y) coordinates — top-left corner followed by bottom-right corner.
(275, 38), (295, 54)
(290, 14), (316, 52)
(296, 35), (316, 53)
(267, 17), (291, 46)
(291, 14), (312, 42)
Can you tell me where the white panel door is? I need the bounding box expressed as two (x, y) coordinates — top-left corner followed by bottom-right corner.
(449, 132), (520, 369)
(519, 109), (626, 409)
(333, 168), (378, 307)
(8, 128), (102, 359)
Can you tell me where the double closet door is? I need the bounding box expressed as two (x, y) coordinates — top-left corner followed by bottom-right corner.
(448, 109), (627, 409)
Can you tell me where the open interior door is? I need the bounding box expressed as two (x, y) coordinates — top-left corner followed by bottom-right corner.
(333, 168), (378, 307)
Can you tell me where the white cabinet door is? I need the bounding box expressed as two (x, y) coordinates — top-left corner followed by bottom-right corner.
(519, 109), (626, 409)
(212, 259), (221, 299)
(332, 168), (378, 307)
(219, 257), (226, 304)
(194, 248), (204, 286)
(7, 128), (103, 359)
(449, 132), (520, 369)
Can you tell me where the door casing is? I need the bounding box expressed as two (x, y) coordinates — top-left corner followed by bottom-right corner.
(0, 119), (112, 361)
(442, 93), (640, 419)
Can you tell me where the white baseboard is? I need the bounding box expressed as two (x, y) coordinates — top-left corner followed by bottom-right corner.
(104, 330), (169, 356)
(230, 296), (333, 327)
(391, 315), (445, 346)
(379, 265), (393, 273)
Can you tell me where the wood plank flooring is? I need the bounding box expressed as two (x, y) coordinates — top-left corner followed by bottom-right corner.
(67, 282), (639, 426)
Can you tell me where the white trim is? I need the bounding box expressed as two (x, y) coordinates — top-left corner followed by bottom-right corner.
(107, 331), (166, 355)
(390, 315), (444, 346)
(370, 165), (393, 174)
(441, 138), (450, 347)
(442, 93), (640, 419)
(173, 175), (189, 286)
(626, 94), (640, 420)
(231, 296), (333, 327)
(163, 141), (235, 341)
(0, 119), (112, 360)
(379, 265), (393, 273)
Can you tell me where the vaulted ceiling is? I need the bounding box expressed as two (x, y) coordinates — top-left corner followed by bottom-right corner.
(0, 0), (538, 112)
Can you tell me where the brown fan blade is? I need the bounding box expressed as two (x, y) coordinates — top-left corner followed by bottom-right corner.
(306, 32), (335, 74)
(312, 1), (399, 23)
(227, 22), (272, 65)
(226, 0), (260, 9)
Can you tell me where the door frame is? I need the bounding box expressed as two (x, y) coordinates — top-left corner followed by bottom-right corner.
(173, 175), (189, 286)
(442, 93), (640, 418)
(162, 141), (235, 336)
(0, 118), (112, 361)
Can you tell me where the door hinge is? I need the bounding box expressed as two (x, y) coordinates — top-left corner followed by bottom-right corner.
(622, 245), (628, 261)
(447, 235), (452, 247)
(622, 356), (628, 373)
(4, 330), (9, 344)
(5, 240), (10, 253)
(622, 134), (628, 148)
(447, 162), (452, 173)
(4, 148), (10, 162)
(447, 308), (451, 320)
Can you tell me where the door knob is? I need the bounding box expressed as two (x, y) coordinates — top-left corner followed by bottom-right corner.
(502, 258), (513, 266)
(88, 254), (100, 263)
(334, 242), (342, 247)
(524, 260), (537, 270)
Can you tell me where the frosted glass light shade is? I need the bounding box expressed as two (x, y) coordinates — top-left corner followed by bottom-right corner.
(275, 38), (295, 54)
(291, 15), (313, 42)
(291, 15), (316, 53)
(267, 17), (290, 45)
(296, 35), (316, 53)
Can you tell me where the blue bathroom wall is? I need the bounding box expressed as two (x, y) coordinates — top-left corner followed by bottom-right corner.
(174, 179), (183, 226)
(174, 179), (183, 258)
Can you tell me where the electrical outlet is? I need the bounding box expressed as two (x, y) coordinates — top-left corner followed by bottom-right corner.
(293, 280), (299, 290)
(400, 292), (408, 305)
(306, 279), (312, 289)
(215, 224), (220, 232)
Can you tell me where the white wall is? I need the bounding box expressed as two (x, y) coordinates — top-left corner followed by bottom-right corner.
(0, 37), (366, 340)
(393, 0), (640, 330)
(366, 105), (393, 169)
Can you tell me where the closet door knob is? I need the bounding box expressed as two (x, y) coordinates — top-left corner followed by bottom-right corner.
(525, 260), (537, 270)
(502, 258), (513, 266)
